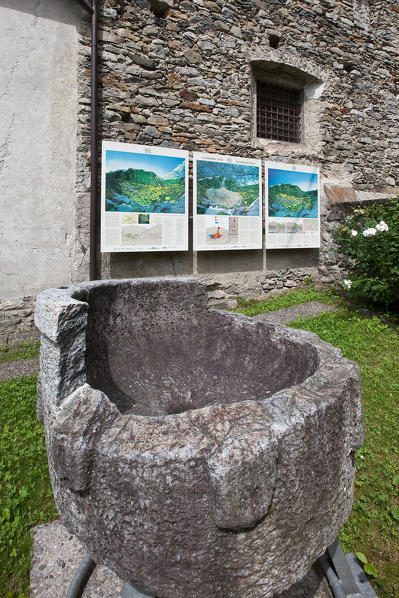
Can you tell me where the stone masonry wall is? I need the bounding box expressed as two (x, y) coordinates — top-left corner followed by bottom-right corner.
(0, 296), (37, 346)
(73, 0), (399, 301)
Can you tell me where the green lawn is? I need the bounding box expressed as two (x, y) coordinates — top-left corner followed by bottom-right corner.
(290, 309), (399, 597)
(239, 290), (399, 598)
(0, 375), (57, 598)
(1, 290), (398, 596)
(0, 341), (40, 364)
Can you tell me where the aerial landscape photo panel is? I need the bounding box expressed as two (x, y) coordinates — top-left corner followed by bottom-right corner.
(267, 167), (319, 218)
(105, 147), (187, 214)
(195, 157), (261, 216)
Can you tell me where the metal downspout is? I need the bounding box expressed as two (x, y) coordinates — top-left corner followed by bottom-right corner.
(90, 0), (99, 280)
(77, 0), (99, 281)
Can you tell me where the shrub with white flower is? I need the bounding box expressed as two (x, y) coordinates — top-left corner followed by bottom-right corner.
(363, 227), (377, 237)
(334, 198), (399, 310)
(376, 220), (389, 232)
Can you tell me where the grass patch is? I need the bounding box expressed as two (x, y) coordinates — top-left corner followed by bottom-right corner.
(0, 375), (57, 598)
(289, 309), (399, 598)
(0, 341), (40, 364)
(234, 286), (338, 317)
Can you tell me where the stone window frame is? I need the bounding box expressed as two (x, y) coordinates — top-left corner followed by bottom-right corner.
(249, 53), (326, 155)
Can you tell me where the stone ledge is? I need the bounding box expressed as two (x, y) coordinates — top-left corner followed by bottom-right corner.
(324, 184), (392, 204)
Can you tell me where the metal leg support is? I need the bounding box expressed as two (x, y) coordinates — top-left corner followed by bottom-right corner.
(327, 538), (361, 596)
(318, 537), (378, 598)
(122, 581), (156, 598)
(65, 554), (96, 598)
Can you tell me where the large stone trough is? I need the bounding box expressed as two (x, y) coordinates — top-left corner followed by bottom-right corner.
(35, 278), (364, 598)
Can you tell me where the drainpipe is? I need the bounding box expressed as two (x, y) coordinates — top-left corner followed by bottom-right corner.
(77, 0), (99, 281)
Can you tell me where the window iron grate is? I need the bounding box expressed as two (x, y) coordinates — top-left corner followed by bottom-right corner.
(256, 81), (302, 143)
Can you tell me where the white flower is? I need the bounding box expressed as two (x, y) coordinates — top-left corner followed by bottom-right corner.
(363, 227), (377, 237)
(376, 220), (389, 232)
(351, 230), (358, 236)
(343, 279), (352, 289)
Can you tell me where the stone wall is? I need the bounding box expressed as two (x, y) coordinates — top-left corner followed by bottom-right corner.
(4, 0), (399, 331)
(73, 0), (399, 299)
(0, 296), (37, 346)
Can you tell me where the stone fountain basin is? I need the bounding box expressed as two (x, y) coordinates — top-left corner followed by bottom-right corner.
(35, 278), (364, 598)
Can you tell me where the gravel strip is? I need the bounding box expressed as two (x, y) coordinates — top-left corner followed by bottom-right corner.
(0, 356), (39, 380)
(253, 301), (336, 326)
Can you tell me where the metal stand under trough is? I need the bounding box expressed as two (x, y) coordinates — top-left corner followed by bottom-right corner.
(320, 538), (378, 598)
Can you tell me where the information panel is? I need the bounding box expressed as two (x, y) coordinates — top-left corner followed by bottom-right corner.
(193, 152), (262, 251)
(265, 162), (320, 249)
(101, 141), (189, 252)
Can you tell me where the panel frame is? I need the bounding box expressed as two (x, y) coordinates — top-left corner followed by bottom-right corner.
(101, 140), (189, 253)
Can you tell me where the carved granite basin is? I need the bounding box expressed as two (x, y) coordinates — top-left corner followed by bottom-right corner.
(35, 278), (364, 598)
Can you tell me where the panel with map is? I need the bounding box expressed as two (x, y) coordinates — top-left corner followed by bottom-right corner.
(193, 152), (262, 251)
(265, 162), (320, 249)
(101, 142), (189, 252)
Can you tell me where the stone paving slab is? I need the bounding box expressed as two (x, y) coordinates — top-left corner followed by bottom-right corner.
(253, 301), (336, 326)
(31, 521), (332, 598)
(30, 521), (124, 597)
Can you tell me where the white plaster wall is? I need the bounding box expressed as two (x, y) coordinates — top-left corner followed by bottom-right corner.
(0, 0), (78, 300)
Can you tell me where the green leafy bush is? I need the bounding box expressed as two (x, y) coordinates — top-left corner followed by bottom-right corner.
(334, 199), (399, 311)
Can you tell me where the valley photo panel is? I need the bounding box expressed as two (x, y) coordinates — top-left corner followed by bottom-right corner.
(101, 141), (189, 252)
(265, 162), (320, 249)
(193, 152), (262, 251)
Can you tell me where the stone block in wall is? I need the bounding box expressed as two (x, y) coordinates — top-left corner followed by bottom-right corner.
(208, 298), (239, 310)
(0, 296), (36, 336)
(325, 185), (392, 205)
(324, 185), (357, 204)
(0, 317), (22, 329)
(207, 290), (226, 300)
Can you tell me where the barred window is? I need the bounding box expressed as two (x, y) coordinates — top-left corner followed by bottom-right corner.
(256, 81), (302, 144)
